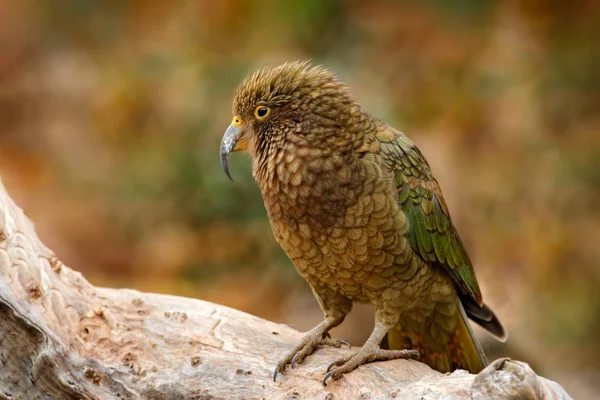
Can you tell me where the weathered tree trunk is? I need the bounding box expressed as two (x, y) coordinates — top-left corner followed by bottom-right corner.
(0, 180), (571, 399)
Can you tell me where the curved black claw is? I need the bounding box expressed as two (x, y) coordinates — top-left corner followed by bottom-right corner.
(320, 336), (351, 349)
(326, 360), (341, 373)
(273, 366), (280, 382)
(291, 353), (300, 369)
(322, 369), (336, 386)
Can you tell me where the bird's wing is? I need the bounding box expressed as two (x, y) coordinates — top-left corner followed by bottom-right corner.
(376, 122), (482, 305)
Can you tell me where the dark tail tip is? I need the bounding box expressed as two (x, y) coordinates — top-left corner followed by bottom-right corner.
(461, 295), (508, 342)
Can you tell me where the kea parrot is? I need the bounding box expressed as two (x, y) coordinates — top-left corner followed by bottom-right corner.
(219, 61), (506, 384)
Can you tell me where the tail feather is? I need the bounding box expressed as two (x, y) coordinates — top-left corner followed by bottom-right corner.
(386, 296), (494, 374)
(455, 299), (488, 370)
(460, 293), (508, 342)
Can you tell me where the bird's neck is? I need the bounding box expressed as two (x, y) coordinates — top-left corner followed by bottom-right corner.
(251, 109), (380, 224)
(252, 141), (337, 195)
(253, 138), (367, 228)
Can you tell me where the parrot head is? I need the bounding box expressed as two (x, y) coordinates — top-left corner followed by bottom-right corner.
(220, 61), (356, 181)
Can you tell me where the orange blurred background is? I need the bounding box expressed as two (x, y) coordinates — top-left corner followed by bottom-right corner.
(1, 1), (598, 397)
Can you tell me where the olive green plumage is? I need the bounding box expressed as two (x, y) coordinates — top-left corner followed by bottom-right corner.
(220, 61), (506, 383)
(379, 127), (482, 303)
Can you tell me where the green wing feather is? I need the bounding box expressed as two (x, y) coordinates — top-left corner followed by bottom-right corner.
(377, 123), (482, 305)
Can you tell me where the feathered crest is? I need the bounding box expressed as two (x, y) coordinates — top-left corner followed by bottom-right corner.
(233, 61), (348, 114)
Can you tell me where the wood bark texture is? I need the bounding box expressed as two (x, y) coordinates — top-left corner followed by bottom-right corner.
(0, 180), (571, 400)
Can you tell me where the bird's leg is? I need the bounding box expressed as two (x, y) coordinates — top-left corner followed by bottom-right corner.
(273, 286), (352, 381)
(322, 315), (420, 385)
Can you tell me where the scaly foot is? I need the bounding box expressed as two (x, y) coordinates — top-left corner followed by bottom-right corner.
(273, 332), (350, 381)
(323, 347), (420, 385)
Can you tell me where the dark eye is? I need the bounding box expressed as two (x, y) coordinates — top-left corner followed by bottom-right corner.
(255, 106), (270, 119)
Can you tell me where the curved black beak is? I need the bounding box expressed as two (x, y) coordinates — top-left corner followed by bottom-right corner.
(220, 124), (242, 181)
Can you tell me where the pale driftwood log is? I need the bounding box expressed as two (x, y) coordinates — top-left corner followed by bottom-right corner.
(0, 180), (571, 400)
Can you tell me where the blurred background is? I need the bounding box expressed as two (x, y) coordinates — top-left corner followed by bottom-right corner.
(1, 0), (598, 397)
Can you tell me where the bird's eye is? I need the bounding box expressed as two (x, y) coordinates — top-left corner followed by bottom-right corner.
(255, 106), (270, 119)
